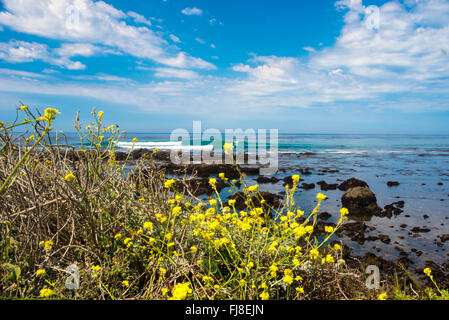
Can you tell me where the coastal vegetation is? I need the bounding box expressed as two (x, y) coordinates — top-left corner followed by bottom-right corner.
(0, 107), (447, 300)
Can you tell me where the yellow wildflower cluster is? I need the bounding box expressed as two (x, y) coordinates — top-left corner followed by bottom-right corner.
(169, 282), (192, 300)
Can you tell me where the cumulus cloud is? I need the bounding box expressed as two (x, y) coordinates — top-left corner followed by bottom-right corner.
(0, 0), (214, 70)
(0, 40), (86, 69)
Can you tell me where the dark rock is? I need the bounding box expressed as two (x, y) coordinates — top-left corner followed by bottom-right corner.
(411, 226), (431, 233)
(438, 182), (444, 186)
(378, 234), (391, 244)
(160, 163), (259, 179)
(387, 181), (400, 187)
(341, 186), (382, 218)
(317, 181), (338, 191)
(397, 257), (414, 268)
(381, 202), (404, 218)
(174, 178), (226, 196)
(338, 178), (369, 191)
(228, 191), (283, 211)
(439, 234), (449, 242)
(131, 148), (152, 160)
(317, 212), (331, 221)
(114, 151), (128, 161)
(256, 176), (280, 184)
(300, 182), (315, 190)
(423, 214), (429, 219)
(299, 168), (313, 175)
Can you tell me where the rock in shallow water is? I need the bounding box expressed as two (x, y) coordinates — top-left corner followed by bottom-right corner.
(341, 186), (382, 218)
(338, 177), (369, 191)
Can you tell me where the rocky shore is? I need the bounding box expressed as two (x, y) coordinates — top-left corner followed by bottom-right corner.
(60, 148), (449, 289)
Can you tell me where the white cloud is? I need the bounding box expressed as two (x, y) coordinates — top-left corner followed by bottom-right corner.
(195, 38), (206, 44)
(0, 40), (86, 70)
(169, 34), (181, 43)
(0, 0), (214, 70)
(53, 43), (99, 58)
(303, 46), (316, 53)
(181, 8), (203, 16)
(0, 68), (48, 79)
(153, 68), (199, 80)
(127, 11), (152, 26)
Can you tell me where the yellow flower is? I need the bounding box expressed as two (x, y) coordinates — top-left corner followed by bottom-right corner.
(123, 238), (133, 248)
(333, 244), (341, 251)
(190, 246), (198, 253)
(223, 143), (234, 155)
(91, 265), (101, 273)
(325, 226), (334, 233)
(340, 208), (349, 216)
(209, 178), (217, 187)
(423, 268), (432, 277)
(325, 254), (335, 263)
(295, 287), (304, 294)
(20, 105), (27, 111)
(169, 282), (192, 300)
(143, 221), (153, 231)
(247, 184), (259, 193)
(43, 108), (60, 122)
(310, 248), (319, 260)
(65, 173), (75, 182)
(44, 240), (54, 251)
(259, 291), (269, 300)
(283, 274), (294, 285)
(228, 199), (236, 207)
(292, 258), (300, 267)
(162, 288), (169, 296)
(114, 233), (123, 240)
(138, 197), (145, 203)
(122, 280), (129, 287)
(209, 199), (217, 206)
(132, 137), (138, 144)
(172, 206), (182, 216)
(269, 264), (278, 277)
(292, 175), (300, 184)
(98, 110), (104, 120)
(39, 288), (55, 298)
(378, 292), (387, 300)
(164, 179), (175, 189)
(317, 193), (327, 201)
(165, 233), (173, 240)
(35, 269), (46, 277)
(218, 173), (225, 180)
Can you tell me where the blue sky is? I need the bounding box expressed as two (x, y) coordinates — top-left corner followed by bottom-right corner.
(1, 0), (449, 134)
